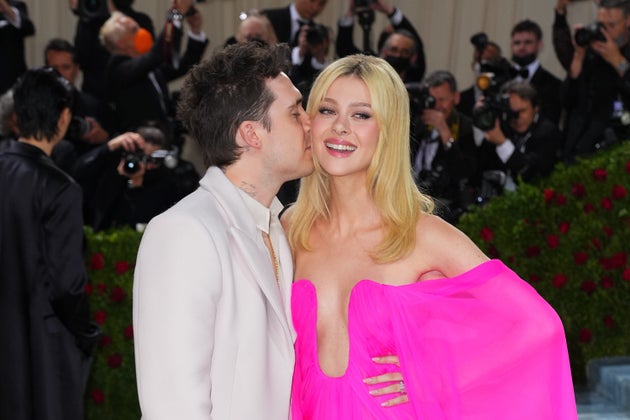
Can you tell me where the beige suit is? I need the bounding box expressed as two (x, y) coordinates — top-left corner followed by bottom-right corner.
(133, 167), (295, 419)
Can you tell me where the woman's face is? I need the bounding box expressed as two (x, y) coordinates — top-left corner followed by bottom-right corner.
(311, 75), (380, 178)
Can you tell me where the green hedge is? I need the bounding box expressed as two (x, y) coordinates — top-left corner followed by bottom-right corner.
(82, 143), (630, 417)
(458, 142), (630, 384)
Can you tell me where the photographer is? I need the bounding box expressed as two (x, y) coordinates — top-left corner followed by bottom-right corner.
(476, 80), (561, 195)
(562, 0), (630, 162)
(74, 123), (199, 231)
(336, 0), (426, 83)
(411, 70), (478, 223)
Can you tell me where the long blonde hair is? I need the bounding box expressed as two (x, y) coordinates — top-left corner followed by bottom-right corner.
(288, 54), (434, 263)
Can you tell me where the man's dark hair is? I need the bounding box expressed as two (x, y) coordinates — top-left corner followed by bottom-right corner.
(511, 19), (543, 41)
(381, 29), (418, 55)
(600, 0), (630, 16)
(423, 70), (458, 92)
(13, 68), (73, 142)
(176, 42), (290, 168)
(501, 80), (540, 108)
(44, 38), (78, 64)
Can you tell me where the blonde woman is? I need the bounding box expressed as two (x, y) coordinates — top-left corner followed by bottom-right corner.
(283, 55), (577, 419)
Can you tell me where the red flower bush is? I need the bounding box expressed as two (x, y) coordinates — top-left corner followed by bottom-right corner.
(114, 261), (130, 274)
(592, 168), (607, 181)
(551, 273), (567, 288)
(546, 234), (559, 249)
(612, 184), (627, 199)
(480, 226), (494, 242)
(107, 353), (122, 368)
(109, 286), (126, 303)
(558, 221), (570, 234)
(580, 280), (597, 295)
(94, 310), (107, 325)
(579, 328), (593, 343)
(600, 196), (613, 210)
(571, 183), (586, 198)
(91, 389), (105, 404)
(89, 253), (105, 271)
(574, 251), (588, 265)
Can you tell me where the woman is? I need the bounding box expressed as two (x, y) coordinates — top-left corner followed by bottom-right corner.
(283, 55), (577, 419)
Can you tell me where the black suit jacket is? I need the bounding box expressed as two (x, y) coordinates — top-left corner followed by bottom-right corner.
(105, 23), (208, 131)
(262, 6), (293, 44)
(530, 66), (562, 125)
(0, 1), (34, 94)
(0, 141), (95, 420)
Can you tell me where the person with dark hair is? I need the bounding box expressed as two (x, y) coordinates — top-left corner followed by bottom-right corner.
(0, 67), (99, 420)
(510, 19), (563, 125)
(562, 0), (630, 161)
(336, 0), (426, 83)
(412, 70), (478, 223)
(476, 80), (562, 196)
(44, 37), (115, 155)
(0, 0), (34, 95)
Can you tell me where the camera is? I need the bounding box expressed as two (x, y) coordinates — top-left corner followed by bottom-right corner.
(355, 0), (375, 7)
(471, 58), (519, 131)
(77, 0), (108, 21)
(305, 23), (329, 46)
(470, 32), (489, 53)
(122, 147), (179, 175)
(574, 22), (606, 47)
(66, 116), (91, 139)
(406, 82), (436, 115)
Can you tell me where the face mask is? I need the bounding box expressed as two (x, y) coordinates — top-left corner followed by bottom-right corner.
(385, 55), (411, 74)
(512, 53), (536, 67)
(134, 28), (154, 55)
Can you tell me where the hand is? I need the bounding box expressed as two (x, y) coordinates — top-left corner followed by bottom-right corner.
(372, 0), (395, 16)
(363, 355), (409, 407)
(484, 118), (507, 145)
(569, 24), (587, 78)
(185, 7), (203, 34)
(556, 0), (571, 14)
(421, 109), (449, 137)
(591, 26), (625, 70)
(107, 131), (145, 152)
(82, 117), (109, 145)
(173, 0), (193, 14)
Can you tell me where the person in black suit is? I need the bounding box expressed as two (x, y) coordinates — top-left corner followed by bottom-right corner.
(476, 80), (562, 195)
(0, 0), (34, 95)
(336, 0), (426, 83)
(412, 71), (478, 223)
(99, 0), (208, 132)
(510, 19), (563, 125)
(0, 67), (99, 420)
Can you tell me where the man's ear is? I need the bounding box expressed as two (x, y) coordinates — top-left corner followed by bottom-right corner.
(57, 108), (72, 141)
(237, 121), (262, 149)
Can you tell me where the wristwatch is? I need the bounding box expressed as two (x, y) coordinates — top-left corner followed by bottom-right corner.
(617, 59), (630, 76)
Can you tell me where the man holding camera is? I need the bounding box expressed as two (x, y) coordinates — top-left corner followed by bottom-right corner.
(563, 0), (630, 161)
(476, 80), (561, 195)
(412, 70), (477, 223)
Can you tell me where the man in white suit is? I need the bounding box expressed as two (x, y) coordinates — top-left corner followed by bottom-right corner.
(132, 42), (312, 419)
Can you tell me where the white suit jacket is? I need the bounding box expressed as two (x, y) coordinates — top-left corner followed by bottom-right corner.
(133, 167), (295, 420)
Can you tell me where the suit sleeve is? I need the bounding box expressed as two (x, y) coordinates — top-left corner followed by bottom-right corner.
(133, 212), (222, 420)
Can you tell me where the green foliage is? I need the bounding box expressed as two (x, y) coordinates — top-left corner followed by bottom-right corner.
(458, 143), (630, 384)
(83, 227), (143, 420)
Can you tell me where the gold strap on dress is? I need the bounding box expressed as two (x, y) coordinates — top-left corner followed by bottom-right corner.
(262, 232), (280, 287)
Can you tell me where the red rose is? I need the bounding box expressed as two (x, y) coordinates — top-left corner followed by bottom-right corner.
(591, 238), (602, 250)
(546, 234), (559, 249)
(603, 315), (615, 328)
(124, 324), (134, 340)
(603, 226), (613, 237)
(574, 251), (588, 265)
(543, 188), (556, 203)
(601, 197), (613, 210)
(609, 252), (628, 269)
(552, 273), (567, 288)
(592, 168), (607, 181)
(114, 260), (130, 274)
(84, 284), (93, 295)
(555, 194), (567, 205)
(529, 274), (542, 283)
(623, 267), (630, 281)
(579, 328), (593, 343)
(96, 283), (107, 295)
(99, 335), (112, 348)
(107, 353), (122, 368)
(91, 389), (105, 404)
(626, 160), (630, 173)
(110, 286), (126, 303)
(89, 253), (105, 271)
(480, 226), (494, 242)
(583, 203), (595, 214)
(580, 280), (597, 295)
(612, 184), (627, 200)
(600, 275), (614, 289)
(525, 246), (541, 257)
(558, 221), (570, 234)
(571, 183), (586, 198)
(94, 310), (107, 325)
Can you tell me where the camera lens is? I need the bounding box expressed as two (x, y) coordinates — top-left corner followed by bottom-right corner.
(84, 0), (101, 13)
(123, 155), (141, 175)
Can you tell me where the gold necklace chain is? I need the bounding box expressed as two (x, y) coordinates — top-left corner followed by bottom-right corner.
(262, 232), (280, 287)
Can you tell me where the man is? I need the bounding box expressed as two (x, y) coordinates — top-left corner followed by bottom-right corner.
(99, 0), (207, 131)
(0, 0), (35, 94)
(336, 0), (426, 83)
(0, 68), (99, 420)
(412, 70), (478, 223)
(477, 80), (561, 195)
(510, 19), (563, 125)
(44, 38), (114, 154)
(132, 41), (313, 420)
(563, 0), (630, 161)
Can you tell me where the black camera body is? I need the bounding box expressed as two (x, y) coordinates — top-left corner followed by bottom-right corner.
(471, 59), (519, 131)
(406, 82), (437, 115)
(355, 0), (375, 7)
(77, 0), (109, 21)
(122, 148), (179, 175)
(574, 22), (606, 47)
(305, 23), (329, 46)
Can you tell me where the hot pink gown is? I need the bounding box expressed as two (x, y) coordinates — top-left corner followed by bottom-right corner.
(290, 260), (577, 419)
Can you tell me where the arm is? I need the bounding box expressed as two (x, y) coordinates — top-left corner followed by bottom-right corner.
(553, 0), (574, 72)
(134, 212), (221, 419)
